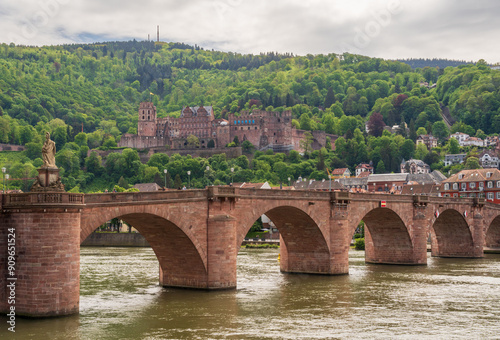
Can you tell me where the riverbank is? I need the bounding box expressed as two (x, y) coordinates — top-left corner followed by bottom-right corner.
(81, 232), (150, 247)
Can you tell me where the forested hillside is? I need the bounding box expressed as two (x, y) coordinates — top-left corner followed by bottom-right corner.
(0, 41), (498, 193)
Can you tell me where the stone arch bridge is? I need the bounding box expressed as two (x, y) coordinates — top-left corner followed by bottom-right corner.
(1, 188), (500, 317)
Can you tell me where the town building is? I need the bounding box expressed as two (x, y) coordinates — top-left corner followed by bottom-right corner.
(450, 132), (470, 145)
(485, 135), (499, 148)
(367, 173), (408, 193)
(355, 163), (373, 177)
(444, 153), (467, 166)
(337, 177), (368, 192)
(479, 150), (500, 169)
(331, 168), (351, 179)
(440, 168), (500, 203)
(119, 102), (336, 153)
(416, 134), (438, 150)
(400, 159), (430, 174)
(462, 136), (484, 147)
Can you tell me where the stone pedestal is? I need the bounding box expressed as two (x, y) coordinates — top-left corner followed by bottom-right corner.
(31, 167), (65, 192)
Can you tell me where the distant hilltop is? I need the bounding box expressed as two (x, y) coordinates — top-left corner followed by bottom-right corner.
(397, 58), (475, 69)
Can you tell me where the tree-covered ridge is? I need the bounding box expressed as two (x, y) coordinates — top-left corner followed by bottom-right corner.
(0, 40), (498, 193)
(398, 58), (474, 70)
(0, 40), (425, 137)
(435, 61), (500, 134)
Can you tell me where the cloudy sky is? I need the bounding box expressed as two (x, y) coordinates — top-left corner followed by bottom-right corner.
(1, 0), (499, 63)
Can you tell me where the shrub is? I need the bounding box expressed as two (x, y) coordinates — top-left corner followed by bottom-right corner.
(354, 238), (365, 250)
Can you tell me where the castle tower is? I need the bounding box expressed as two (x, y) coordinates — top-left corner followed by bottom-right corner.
(138, 102), (157, 137)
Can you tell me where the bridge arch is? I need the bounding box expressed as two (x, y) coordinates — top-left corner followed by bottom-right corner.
(355, 207), (415, 265)
(430, 209), (474, 257)
(235, 202), (331, 275)
(485, 215), (500, 248)
(80, 206), (208, 288)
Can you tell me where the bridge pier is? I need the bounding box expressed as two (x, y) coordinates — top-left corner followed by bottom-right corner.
(206, 215), (237, 289)
(0, 207), (80, 317)
(327, 213), (350, 275)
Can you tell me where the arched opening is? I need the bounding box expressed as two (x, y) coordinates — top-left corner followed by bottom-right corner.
(359, 208), (414, 265)
(238, 206), (330, 275)
(81, 213), (207, 289)
(431, 209), (474, 257)
(485, 215), (500, 248)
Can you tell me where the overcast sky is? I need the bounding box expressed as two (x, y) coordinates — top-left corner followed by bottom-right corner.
(1, 0), (499, 63)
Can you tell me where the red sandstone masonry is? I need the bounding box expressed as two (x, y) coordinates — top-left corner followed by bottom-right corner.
(1, 190), (498, 318)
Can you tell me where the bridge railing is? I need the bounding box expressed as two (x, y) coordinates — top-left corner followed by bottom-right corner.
(84, 189), (207, 204)
(2, 192), (85, 206)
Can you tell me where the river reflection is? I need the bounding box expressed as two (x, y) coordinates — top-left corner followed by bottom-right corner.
(2, 247), (500, 339)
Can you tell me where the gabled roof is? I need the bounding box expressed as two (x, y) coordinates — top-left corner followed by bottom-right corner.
(338, 177), (369, 186)
(401, 183), (441, 195)
(442, 169), (500, 183)
(356, 163), (373, 170)
(367, 173), (408, 183)
(133, 183), (162, 192)
(181, 105), (213, 117)
(332, 168), (350, 175)
(407, 171), (446, 184)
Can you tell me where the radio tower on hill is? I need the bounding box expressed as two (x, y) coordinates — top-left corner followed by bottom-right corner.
(157, 25), (159, 42)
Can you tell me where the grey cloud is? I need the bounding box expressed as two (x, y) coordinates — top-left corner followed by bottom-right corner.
(0, 0), (499, 63)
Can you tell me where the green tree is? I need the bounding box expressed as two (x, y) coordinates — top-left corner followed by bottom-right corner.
(85, 151), (104, 175)
(431, 121), (449, 142)
(187, 134), (200, 148)
(416, 127), (427, 135)
(299, 132), (314, 158)
(447, 137), (460, 154)
(74, 132), (88, 147)
(414, 143), (429, 160)
(323, 87), (336, 109)
(464, 156), (481, 169)
(376, 160), (386, 174)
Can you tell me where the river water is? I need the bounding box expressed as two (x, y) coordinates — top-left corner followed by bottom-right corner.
(2, 247), (500, 339)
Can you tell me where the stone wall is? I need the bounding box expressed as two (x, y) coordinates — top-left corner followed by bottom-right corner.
(0, 144), (25, 152)
(81, 232), (150, 247)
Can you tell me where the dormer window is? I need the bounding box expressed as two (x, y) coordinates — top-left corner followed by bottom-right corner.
(444, 183), (450, 190)
(487, 172), (492, 178)
(459, 174), (464, 179)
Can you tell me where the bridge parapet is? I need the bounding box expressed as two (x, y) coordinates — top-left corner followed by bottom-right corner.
(84, 190), (207, 204)
(2, 192), (84, 208)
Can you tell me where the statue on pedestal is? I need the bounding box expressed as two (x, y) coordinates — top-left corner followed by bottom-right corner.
(42, 132), (57, 168)
(31, 132), (65, 192)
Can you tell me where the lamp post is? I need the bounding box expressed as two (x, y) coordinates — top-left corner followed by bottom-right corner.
(187, 170), (191, 189)
(1, 167), (6, 194)
(164, 169), (168, 188)
(206, 166), (210, 187)
(230, 167), (234, 184)
(288, 177), (291, 187)
(5, 174), (9, 193)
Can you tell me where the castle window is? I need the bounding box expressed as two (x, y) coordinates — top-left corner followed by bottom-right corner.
(245, 120), (248, 124)
(234, 120), (237, 124)
(235, 127), (237, 130)
(248, 127), (250, 130)
(252, 120), (255, 124)
(444, 183), (449, 190)
(255, 127), (257, 129)
(238, 120), (241, 124)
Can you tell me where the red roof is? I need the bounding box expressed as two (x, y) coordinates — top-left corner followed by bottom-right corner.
(332, 168), (348, 175)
